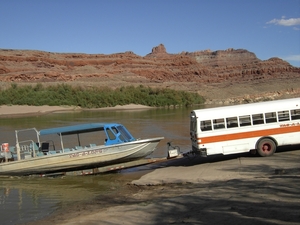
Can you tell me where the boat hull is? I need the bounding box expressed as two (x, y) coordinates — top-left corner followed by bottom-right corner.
(0, 137), (163, 176)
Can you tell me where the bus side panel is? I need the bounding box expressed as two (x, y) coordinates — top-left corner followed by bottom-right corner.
(222, 142), (251, 155)
(274, 132), (300, 146)
(204, 143), (221, 156)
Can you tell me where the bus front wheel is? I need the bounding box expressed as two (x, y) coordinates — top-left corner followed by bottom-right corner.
(257, 138), (276, 157)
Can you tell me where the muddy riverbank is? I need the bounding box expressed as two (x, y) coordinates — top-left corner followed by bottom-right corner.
(25, 147), (300, 225)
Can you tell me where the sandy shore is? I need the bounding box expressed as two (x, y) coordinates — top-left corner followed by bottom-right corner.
(25, 148), (300, 225)
(0, 104), (153, 118)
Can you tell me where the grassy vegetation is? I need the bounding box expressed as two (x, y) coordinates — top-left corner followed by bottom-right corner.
(0, 83), (205, 108)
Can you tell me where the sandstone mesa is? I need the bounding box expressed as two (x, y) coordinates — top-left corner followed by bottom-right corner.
(0, 44), (299, 104)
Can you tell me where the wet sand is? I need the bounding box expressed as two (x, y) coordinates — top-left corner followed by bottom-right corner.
(0, 104), (153, 118)
(25, 148), (300, 225)
(0, 105), (78, 117)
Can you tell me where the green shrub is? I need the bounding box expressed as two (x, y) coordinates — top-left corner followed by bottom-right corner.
(0, 83), (205, 108)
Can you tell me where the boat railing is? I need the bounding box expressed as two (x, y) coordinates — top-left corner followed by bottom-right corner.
(13, 142), (102, 160)
(15, 140), (39, 160)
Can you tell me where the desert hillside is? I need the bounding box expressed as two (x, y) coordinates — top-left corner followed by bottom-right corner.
(1, 44), (299, 104)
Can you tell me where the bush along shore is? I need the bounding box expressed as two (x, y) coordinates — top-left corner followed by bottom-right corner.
(0, 83), (205, 108)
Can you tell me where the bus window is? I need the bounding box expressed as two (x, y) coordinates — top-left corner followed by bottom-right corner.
(278, 110), (290, 122)
(239, 115), (251, 127)
(200, 120), (212, 131)
(265, 112), (277, 123)
(226, 117), (238, 128)
(252, 113), (264, 125)
(213, 118), (225, 130)
(291, 109), (300, 120)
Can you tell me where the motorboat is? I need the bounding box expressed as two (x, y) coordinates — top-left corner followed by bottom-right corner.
(0, 123), (164, 176)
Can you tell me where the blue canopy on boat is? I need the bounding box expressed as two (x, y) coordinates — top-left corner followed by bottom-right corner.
(39, 123), (120, 136)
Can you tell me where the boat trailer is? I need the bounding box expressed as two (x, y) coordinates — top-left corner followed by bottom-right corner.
(39, 142), (183, 177)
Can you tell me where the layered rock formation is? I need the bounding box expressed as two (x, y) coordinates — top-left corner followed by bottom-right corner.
(0, 44), (299, 103)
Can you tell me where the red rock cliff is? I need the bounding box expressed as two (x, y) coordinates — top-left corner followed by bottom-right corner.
(0, 44), (299, 102)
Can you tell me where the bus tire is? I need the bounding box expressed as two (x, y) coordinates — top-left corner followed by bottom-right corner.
(257, 138), (276, 157)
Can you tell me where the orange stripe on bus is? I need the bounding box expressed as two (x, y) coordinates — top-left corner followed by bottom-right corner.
(197, 125), (300, 144)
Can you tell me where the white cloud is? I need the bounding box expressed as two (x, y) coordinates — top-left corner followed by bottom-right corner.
(284, 55), (300, 61)
(267, 17), (300, 26)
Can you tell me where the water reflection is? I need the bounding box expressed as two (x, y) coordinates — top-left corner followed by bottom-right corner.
(0, 106), (204, 224)
(0, 174), (130, 225)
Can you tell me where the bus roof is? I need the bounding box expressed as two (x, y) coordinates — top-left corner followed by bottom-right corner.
(191, 98), (300, 120)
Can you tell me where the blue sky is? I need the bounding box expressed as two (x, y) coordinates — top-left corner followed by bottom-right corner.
(1, 0), (300, 67)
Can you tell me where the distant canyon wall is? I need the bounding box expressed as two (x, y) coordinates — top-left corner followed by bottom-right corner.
(0, 44), (299, 103)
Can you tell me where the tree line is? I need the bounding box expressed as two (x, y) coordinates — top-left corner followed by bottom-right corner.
(0, 83), (205, 108)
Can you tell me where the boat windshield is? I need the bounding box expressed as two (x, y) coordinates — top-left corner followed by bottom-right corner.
(116, 125), (135, 142)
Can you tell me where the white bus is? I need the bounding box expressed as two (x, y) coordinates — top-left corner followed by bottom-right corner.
(190, 98), (300, 157)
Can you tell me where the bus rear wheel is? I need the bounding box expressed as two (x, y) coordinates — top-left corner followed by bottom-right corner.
(257, 138), (276, 157)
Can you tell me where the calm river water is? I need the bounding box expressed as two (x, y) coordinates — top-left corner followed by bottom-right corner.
(0, 106), (204, 224)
